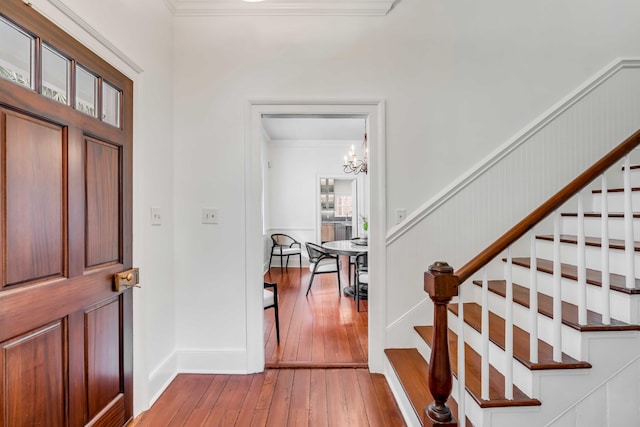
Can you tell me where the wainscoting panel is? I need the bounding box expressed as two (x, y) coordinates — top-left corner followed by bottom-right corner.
(386, 59), (640, 333)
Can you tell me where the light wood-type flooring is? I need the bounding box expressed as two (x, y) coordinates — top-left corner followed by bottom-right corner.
(133, 265), (405, 426)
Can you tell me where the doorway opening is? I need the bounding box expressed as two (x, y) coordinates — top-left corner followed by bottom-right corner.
(245, 101), (386, 374)
(261, 115), (369, 367)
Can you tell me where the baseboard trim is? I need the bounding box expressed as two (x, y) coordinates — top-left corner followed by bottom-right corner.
(265, 360), (368, 369)
(177, 348), (248, 374)
(147, 351), (178, 407)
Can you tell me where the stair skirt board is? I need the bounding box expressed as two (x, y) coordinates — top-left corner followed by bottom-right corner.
(384, 353), (423, 427)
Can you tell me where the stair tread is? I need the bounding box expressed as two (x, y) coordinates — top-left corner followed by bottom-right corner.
(471, 279), (640, 331)
(448, 303), (591, 370)
(536, 234), (640, 252)
(414, 326), (541, 408)
(561, 212), (640, 218)
(384, 348), (471, 426)
(592, 187), (640, 194)
(511, 256), (640, 294)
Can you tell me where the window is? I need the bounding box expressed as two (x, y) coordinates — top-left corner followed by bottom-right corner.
(102, 80), (121, 127)
(0, 16), (34, 89)
(42, 44), (70, 105)
(76, 65), (97, 117)
(0, 16), (123, 128)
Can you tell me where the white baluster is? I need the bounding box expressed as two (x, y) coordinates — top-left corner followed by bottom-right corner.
(481, 267), (490, 400)
(505, 247), (514, 400)
(577, 190), (587, 325)
(458, 286), (465, 426)
(601, 173), (611, 325)
(529, 232), (539, 363)
(624, 155), (635, 289)
(553, 210), (563, 362)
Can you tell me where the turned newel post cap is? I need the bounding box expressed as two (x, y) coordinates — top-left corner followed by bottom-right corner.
(424, 261), (458, 300)
(428, 261), (454, 274)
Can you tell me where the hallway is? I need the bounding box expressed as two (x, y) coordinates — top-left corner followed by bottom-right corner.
(133, 267), (405, 426)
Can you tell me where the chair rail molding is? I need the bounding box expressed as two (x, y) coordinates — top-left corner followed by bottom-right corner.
(386, 57), (640, 246)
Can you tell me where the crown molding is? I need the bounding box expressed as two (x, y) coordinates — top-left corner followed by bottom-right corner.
(163, 0), (396, 16)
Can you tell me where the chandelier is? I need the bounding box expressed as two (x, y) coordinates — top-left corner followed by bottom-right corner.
(343, 132), (368, 175)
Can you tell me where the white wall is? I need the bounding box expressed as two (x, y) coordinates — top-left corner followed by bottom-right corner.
(265, 139), (360, 250)
(170, 0), (640, 375)
(42, 0), (640, 411)
(28, 0), (177, 413)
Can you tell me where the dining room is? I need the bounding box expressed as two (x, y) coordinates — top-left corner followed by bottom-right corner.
(261, 115), (371, 368)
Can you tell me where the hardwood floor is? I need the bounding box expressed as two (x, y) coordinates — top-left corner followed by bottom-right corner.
(264, 265), (368, 367)
(133, 369), (405, 427)
(132, 266), (405, 426)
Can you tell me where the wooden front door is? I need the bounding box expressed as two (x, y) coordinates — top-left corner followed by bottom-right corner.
(0, 2), (134, 426)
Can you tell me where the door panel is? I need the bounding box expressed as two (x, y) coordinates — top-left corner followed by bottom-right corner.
(0, 2), (134, 425)
(85, 297), (122, 420)
(0, 321), (66, 427)
(85, 138), (120, 268)
(4, 111), (64, 285)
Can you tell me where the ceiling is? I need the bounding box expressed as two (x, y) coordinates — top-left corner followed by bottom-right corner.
(262, 116), (366, 141)
(163, 0), (397, 16)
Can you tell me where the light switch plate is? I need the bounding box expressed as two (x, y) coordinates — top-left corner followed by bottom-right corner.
(151, 207), (162, 225)
(396, 209), (406, 224)
(202, 208), (219, 224)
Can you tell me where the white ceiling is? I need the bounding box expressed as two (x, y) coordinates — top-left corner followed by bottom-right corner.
(262, 116), (366, 141)
(163, 0), (397, 16)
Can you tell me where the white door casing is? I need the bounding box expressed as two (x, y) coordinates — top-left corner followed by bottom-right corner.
(245, 100), (386, 372)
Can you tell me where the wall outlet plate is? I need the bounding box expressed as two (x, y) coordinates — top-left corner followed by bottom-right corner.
(202, 208), (219, 224)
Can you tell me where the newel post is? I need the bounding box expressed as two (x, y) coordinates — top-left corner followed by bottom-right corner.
(424, 261), (459, 426)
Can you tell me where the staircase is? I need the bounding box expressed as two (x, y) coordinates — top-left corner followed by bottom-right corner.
(384, 131), (640, 426)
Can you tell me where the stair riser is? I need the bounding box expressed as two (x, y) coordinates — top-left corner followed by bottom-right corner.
(590, 191), (640, 212)
(607, 168), (640, 188)
(448, 310), (535, 397)
(470, 284), (585, 361)
(561, 216), (640, 241)
(508, 264), (636, 323)
(489, 332), (640, 427)
(534, 238), (640, 279)
(625, 169), (640, 187)
(547, 243), (638, 280)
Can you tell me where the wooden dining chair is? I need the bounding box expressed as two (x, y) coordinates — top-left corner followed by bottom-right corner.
(269, 234), (302, 270)
(355, 253), (368, 312)
(263, 281), (280, 344)
(304, 242), (341, 296)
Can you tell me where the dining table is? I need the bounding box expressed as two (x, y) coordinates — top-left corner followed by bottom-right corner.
(322, 239), (368, 300)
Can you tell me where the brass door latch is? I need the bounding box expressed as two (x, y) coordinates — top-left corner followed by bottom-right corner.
(113, 268), (140, 292)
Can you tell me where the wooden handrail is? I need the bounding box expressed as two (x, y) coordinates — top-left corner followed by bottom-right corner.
(456, 128), (640, 284)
